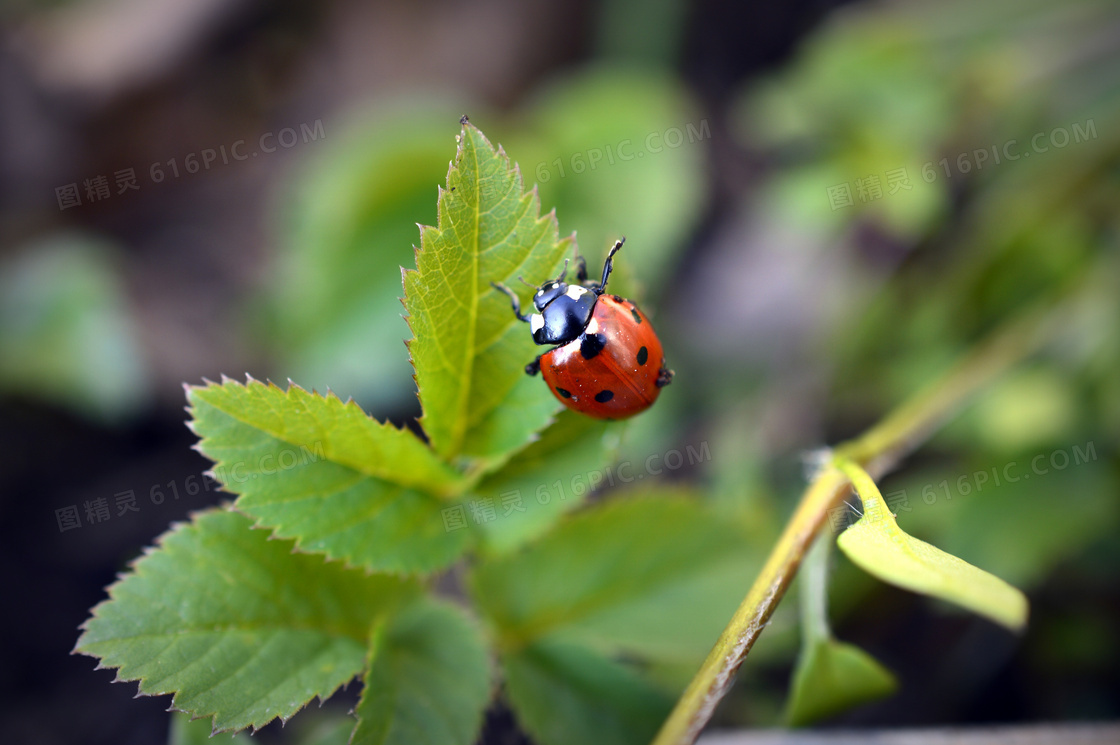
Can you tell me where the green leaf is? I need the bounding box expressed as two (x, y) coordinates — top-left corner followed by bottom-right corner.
(187, 378), (470, 574)
(785, 638), (897, 726)
(502, 639), (674, 745)
(835, 458), (1029, 631)
(469, 493), (757, 664)
(471, 410), (625, 555)
(785, 534), (896, 725)
(352, 597), (492, 745)
(402, 118), (573, 462)
(75, 509), (415, 733)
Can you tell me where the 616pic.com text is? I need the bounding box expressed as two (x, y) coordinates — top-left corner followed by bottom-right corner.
(55, 120), (326, 211)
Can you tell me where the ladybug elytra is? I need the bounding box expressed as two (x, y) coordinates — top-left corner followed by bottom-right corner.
(492, 237), (673, 419)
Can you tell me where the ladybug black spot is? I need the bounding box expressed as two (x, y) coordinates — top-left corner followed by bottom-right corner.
(594, 390), (614, 403)
(637, 346), (648, 365)
(580, 333), (607, 360)
(555, 387), (572, 398)
(630, 308), (642, 324)
(612, 295), (624, 303)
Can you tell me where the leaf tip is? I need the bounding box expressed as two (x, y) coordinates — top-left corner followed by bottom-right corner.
(1001, 593), (1031, 633)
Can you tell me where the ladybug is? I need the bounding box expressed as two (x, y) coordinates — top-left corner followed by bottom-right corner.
(492, 237), (673, 419)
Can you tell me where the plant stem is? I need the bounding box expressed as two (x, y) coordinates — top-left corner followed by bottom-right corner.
(800, 529), (833, 645)
(651, 469), (847, 745)
(650, 298), (1063, 745)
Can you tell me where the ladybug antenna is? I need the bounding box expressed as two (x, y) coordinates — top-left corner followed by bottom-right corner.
(516, 276), (535, 288)
(597, 237), (626, 294)
(608, 236), (626, 258)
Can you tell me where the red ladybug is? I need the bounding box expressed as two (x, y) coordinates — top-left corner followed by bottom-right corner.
(492, 238), (673, 419)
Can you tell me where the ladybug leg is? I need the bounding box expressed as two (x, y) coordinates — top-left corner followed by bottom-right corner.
(525, 345), (562, 376)
(491, 282), (529, 322)
(574, 255), (589, 284)
(596, 237), (626, 294)
(656, 364), (674, 388)
(525, 355), (543, 376)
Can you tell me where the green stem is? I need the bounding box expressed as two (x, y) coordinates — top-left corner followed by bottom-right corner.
(800, 530), (833, 644)
(650, 468), (849, 745)
(650, 297), (1064, 745)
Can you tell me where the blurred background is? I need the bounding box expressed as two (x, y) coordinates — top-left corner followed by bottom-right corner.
(1, 0), (1118, 743)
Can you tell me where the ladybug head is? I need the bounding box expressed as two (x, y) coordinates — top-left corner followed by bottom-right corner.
(530, 258), (573, 310)
(493, 254), (600, 346)
(529, 282), (596, 345)
(532, 280), (569, 311)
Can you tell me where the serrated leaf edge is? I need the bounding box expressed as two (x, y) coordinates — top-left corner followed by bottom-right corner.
(400, 119), (573, 461)
(183, 374), (474, 577)
(184, 374), (460, 496)
(72, 506), (366, 735)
